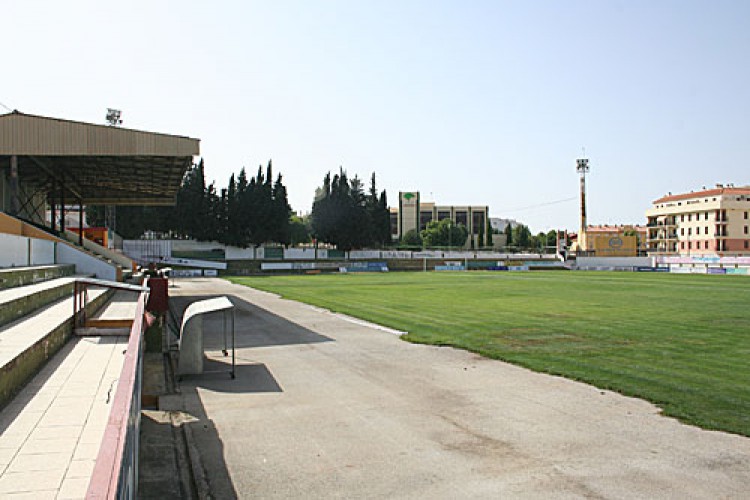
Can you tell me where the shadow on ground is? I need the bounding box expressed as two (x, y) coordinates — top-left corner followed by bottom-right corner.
(146, 293), (328, 498)
(169, 294), (333, 350)
(182, 357), (282, 393)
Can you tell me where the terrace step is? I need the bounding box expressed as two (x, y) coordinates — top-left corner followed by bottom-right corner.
(0, 287), (112, 408)
(0, 264), (75, 290)
(75, 326), (132, 336)
(0, 276), (82, 330)
(74, 290), (139, 337)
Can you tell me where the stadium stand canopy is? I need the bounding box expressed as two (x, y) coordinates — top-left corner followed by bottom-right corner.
(0, 110), (200, 224)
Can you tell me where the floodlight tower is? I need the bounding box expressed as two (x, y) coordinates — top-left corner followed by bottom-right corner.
(106, 108), (122, 126)
(576, 157), (590, 251)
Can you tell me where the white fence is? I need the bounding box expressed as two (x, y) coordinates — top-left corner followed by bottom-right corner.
(121, 239), (565, 264)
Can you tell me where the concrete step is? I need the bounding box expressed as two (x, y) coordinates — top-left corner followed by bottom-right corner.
(75, 326), (132, 337)
(0, 276), (83, 330)
(0, 264), (75, 290)
(0, 287), (112, 408)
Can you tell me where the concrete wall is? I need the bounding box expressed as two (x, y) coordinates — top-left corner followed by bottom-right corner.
(0, 233), (32, 267)
(56, 243), (117, 280)
(284, 248), (317, 260)
(62, 229), (134, 270)
(225, 246), (255, 260)
(30, 238), (55, 265)
(0, 233), (57, 267)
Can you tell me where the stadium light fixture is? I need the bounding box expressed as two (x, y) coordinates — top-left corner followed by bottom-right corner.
(106, 108), (123, 126)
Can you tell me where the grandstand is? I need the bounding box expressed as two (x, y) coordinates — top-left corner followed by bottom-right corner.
(0, 111), (199, 497)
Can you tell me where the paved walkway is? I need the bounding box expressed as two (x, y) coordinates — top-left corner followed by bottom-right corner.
(0, 336), (127, 498)
(170, 278), (750, 499)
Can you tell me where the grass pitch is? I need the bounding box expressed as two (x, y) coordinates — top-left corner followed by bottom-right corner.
(227, 271), (750, 436)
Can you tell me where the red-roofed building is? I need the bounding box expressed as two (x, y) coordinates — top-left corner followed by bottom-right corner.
(645, 185), (750, 255)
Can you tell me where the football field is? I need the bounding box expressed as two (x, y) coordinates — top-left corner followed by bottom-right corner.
(227, 271), (750, 436)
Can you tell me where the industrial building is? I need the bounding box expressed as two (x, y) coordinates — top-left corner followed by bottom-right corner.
(389, 191), (490, 247)
(646, 185), (750, 256)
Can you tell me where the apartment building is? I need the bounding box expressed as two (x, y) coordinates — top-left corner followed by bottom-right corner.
(646, 185), (750, 255)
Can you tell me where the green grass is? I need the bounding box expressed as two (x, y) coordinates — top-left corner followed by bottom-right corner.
(226, 271), (750, 436)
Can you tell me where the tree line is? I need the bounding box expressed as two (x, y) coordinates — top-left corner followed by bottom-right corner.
(504, 224), (559, 252)
(311, 169), (391, 251)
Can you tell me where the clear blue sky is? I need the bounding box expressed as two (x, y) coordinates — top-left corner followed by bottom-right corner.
(4, 1), (749, 233)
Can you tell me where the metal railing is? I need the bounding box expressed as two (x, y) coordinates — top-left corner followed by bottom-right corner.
(86, 291), (147, 499)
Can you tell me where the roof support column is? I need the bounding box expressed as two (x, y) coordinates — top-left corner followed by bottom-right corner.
(59, 174), (65, 233)
(9, 155), (19, 215)
(78, 198), (84, 246)
(50, 179), (57, 232)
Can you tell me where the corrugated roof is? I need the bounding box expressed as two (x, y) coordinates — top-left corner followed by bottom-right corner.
(0, 111), (198, 156)
(0, 111), (200, 205)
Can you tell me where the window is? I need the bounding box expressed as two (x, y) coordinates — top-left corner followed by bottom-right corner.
(455, 211), (468, 227)
(688, 242), (692, 249)
(705, 226), (708, 234)
(745, 211), (748, 219)
(745, 226), (749, 235)
(705, 212), (709, 220)
(696, 227), (700, 235)
(437, 210), (451, 221)
(745, 241), (749, 249)
(472, 211), (485, 235)
(681, 215), (685, 222)
(419, 211), (434, 231)
(688, 214), (692, 222)
(681, 242), (685, 250)
(688, 228), (692, 236)
(705, 241), (709, 249)
(680, 228), (684, 236)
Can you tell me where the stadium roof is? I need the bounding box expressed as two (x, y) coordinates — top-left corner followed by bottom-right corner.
(0, 111), (199, 205)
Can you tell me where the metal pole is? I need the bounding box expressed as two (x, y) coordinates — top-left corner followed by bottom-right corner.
(59, 175), (66, 233)
(231, 308), (235, 379)
(9, 156), (20, 216)
(78, 198), (84, 246)
(222, 308), (228, 357)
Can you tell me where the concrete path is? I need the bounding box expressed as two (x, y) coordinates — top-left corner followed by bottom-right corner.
(170, 278), (750, 499)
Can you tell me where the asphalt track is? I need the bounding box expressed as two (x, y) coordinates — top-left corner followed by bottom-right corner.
(169, 277), (750, 499)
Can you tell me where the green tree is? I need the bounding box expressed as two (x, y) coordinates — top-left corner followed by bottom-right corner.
(421, 219), (468, 247)
(477, 222), (485, 248)
(366, 173), (392, 247)
(272, 173), (292, 245)
(311, 169), (389, 250)
(289, 215), (311, 245)
(486, 219), (493, 247)
(504, 224), (513, 248)
(514, 224), (531, 249)
(401, 229), (422, 247)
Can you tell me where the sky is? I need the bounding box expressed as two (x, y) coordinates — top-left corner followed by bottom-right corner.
(3, 0), (749, 233)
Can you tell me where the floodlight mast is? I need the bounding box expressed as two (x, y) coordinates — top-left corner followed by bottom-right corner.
(106, 108), (122, 126)
(576, 158), (590, 251)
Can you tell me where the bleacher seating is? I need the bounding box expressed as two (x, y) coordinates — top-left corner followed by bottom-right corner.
(0, 265), (112, 407)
